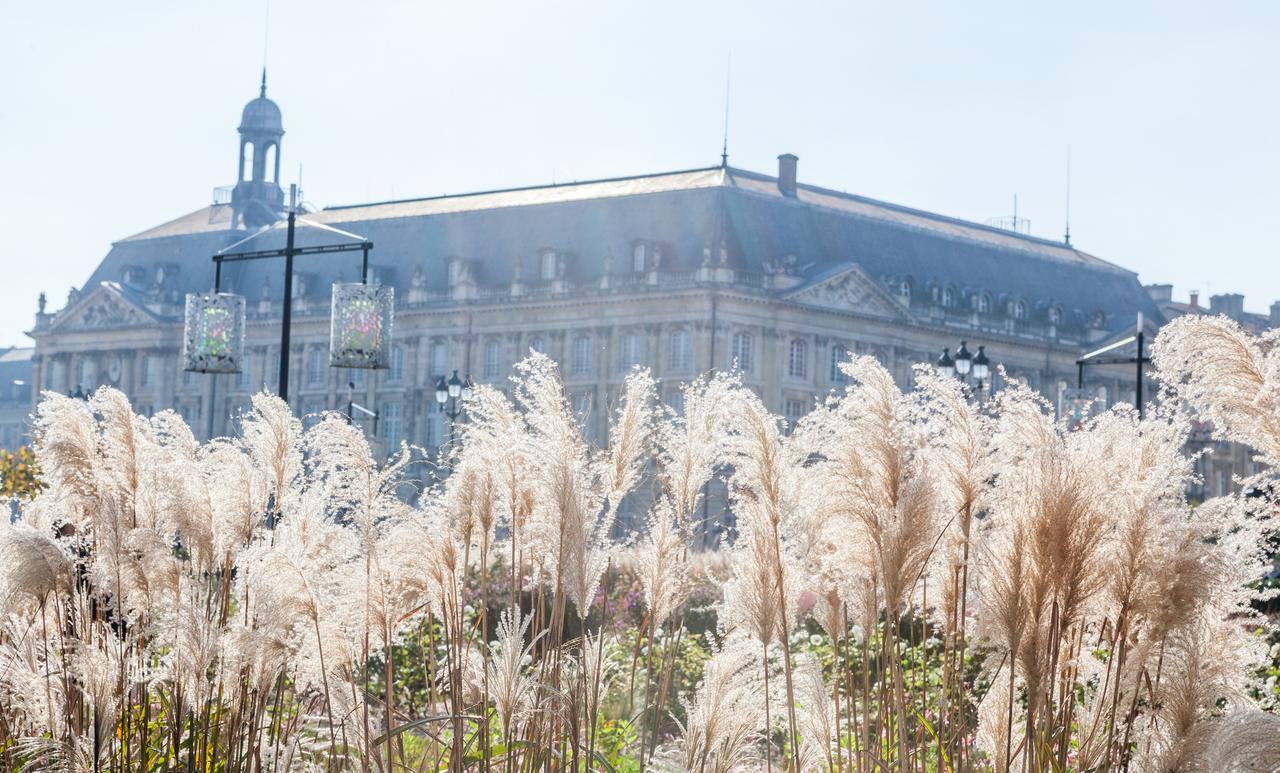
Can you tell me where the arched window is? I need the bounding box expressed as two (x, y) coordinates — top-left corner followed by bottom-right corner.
(264, 143), (278, 183)
(1012, 299), (1028, 320)
(483, 340), (503, 380)
(787, 338), (807, 379)
(899, 278), (913, 300)
(830, 344), (851, 385)
(572, 336), (593, 376)
(389, 344), (404, 382)
(730, 332), (753, 372)
(529, 336), (546, 354)
(1047, 306), (1062, 325)
(619, 333), (641, 370)
(632, 243), (647, 273)
(669, 329), (691, 371)
(241, 142), (254, 182)
(540, 251), (558, 280)
(976, 293), (991, 314)
(942, 286), (955, 308)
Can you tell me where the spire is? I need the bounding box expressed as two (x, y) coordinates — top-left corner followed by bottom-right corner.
(260, 68), (267, 98)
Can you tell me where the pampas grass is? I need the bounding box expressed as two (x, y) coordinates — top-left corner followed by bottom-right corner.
(0, 335), (1274, 772)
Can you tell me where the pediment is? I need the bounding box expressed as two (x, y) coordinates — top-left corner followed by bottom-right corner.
(50, 282), (154, 331)
(783, 263), (909, 320)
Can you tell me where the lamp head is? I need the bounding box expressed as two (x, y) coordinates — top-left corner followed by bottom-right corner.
(972, 345), (990, 380)
(447, 369), (462, 399)
(954, 340), (972, 375)
(435, 376), (449, 405)
(936, 347), (955, 379)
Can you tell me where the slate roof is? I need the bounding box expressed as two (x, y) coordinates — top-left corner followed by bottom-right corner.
(80, 164), (1163, 336)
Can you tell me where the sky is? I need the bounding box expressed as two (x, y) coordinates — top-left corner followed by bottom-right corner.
(2, 1), (1278, 348)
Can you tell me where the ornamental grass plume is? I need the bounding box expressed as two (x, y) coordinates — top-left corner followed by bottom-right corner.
(1, 350), (1276, 772)
(1152, 314), (1280, 470)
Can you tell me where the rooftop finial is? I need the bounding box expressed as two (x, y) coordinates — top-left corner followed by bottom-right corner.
(720, 52), (732, 168)
(1064, 145), (1073, 246)
(260, 68), (267, 98)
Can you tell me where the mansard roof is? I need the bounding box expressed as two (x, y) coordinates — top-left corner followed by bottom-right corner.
(81, 163), (1163, 337)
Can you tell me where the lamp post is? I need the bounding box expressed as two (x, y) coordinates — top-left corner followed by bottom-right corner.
(434, 369), (474, 447)
(1075, 313), (1150, 418)
(184, 184), (387, 407)
(938, 340), (992, 399)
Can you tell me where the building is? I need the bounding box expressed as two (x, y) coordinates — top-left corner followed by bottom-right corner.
(0, 347), (33, 450)
(28, 80), (1169, 515)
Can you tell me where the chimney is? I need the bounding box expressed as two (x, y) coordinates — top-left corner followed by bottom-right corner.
(1144, 283), (1172, 304)
(1209, 292), (1244, 319)
(1188, 290), (1199, 309)
(777, 153), (798, 197)
(1270, 301), (1280, 328)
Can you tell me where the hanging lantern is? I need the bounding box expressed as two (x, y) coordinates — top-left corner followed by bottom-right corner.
(330, 282), (394, 369)
(182, 292), (246, 373)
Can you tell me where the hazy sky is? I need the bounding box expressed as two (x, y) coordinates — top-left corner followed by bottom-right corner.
(3, 1), (1277, 348)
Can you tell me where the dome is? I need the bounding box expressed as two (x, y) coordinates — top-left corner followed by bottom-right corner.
(239, 95), (283, 133)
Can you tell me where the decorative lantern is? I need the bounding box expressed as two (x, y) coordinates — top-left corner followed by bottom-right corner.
(330, 282), (394, 369)
(182, 292), (245, 373)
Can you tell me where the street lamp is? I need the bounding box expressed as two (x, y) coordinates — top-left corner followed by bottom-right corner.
(971, 345), (990, 393)
(954, 341), (972, 377)
(936, 347), (955, 379)
(435, 369), (474, 447)
(937, 341), (992, 399)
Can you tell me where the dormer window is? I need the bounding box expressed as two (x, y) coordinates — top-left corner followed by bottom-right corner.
(1011, 299), (1028, 320)
(632, 242), (647, 273)
(976, 293), (991, 314)
(1089, 310), (1106, 328)
(942, 286), (956, 308)
(540, 250), (558, 281)
(899, 278), (913, 300)
(1047, 306), (1062, 325)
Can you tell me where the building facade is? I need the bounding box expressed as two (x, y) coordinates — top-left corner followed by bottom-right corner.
(28, 82), (1175, 501)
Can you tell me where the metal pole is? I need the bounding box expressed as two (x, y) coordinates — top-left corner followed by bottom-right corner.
(1077, 360), (1084, 389)
(214, 258), (222, 292)
(361, 244), (369, 284)
(278, 186), (297, 403)
(1136, 329), (1144, 419)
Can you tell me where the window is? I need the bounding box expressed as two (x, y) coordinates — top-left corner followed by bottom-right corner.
(730, 332), (753, 372)
(78, 359), (94, 391)
(540, 251), (558, 280)
(668, 387), (685, 416)
(382, 402), (402, 448)
(899, 279), (912, 299)
(183, 369), (196, 387)
(430, 342), (448, 377)
(307, 348), (325, 385)
(572, 336), (593, 376)
(787, 338), (807, 379)
(424, 401), (441, 450)
(976, 293), (991, 314)
(347, 367), (364, 387)
(140, 356), (155, 387)
(942, 287), (955, 308)
(529, 336), (546, 355)
(632, 243), (647, 272)
(389, 344), (404, 382)
(1048, 306), (1062, 325)
(180, 404), (199, 427)
(484, 340), (503, 381)
(268, 351), (280, 388)
(619, 333), (641, 370)
(1012, 300), (1028, 320)
(830, 344), (850, 385)
(669, 329), (691, 371)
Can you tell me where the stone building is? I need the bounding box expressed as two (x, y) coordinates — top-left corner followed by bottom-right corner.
(0, 346), (33, 451)
(28, 81), (1167, 514)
